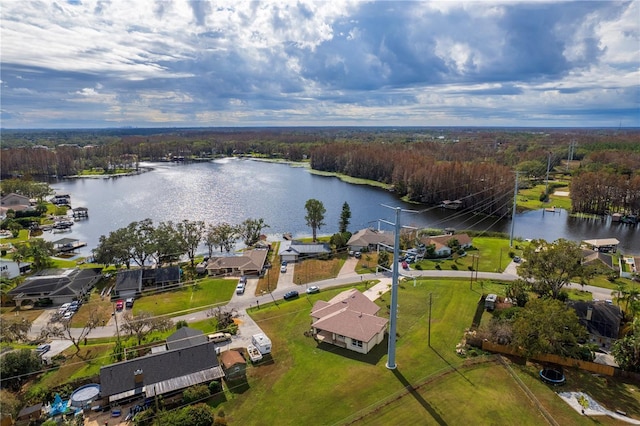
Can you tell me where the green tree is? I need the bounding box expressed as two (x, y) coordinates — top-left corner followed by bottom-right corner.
(239, 218), (269, 247)
(93, 227), (132, 268)
(177, 219), (205, 267)
(339, 202), (351, 233)
(0, 349), (42, 390)
(26, 239), (55, 271)
(182, 385), (210, 404)
(128, 219), (156, 268)
(377, 250), (391, 270)
(207, 222), (239, 253)
(511, 298), (588, 359)
(154, 221), (185, 264)
(183, 404), (216, 426)
(304, 199), (326, 242)
(505, 279), (530, 308)
(612, 317), (640, 372)
(519, 239), (584, 299)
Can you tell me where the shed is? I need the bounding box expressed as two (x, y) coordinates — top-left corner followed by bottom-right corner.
(219, 350), (247, 381)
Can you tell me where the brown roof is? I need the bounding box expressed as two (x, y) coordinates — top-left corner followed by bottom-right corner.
(311, 289), (388, 342)
(347, 228), (395, 247)
(206, 249), (268, 272)
(219, 350), (246, 369)
(423, 233), (473, 247)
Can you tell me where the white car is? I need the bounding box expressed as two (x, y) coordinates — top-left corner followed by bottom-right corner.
(58, 303), (71, 314)
(280, 264), (287, 273)
(236, 282), (246, 295)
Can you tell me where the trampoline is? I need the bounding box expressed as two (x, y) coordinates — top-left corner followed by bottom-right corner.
(70, 384), (101, 408)
(539, 368), (566, 386)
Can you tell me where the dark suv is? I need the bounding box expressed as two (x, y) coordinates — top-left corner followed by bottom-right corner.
(283, 290), (299, 300)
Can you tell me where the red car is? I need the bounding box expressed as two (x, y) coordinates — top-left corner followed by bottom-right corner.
(402, 261), (409, 270)
(115, 300), (124, 311)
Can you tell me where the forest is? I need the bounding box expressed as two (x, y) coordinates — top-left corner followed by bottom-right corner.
(1, 127), (639, 216)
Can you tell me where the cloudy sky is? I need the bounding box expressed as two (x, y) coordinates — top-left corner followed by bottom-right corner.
(1, 1), (638, 128)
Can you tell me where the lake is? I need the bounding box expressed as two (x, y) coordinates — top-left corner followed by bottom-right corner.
(43, 159), (640, 255)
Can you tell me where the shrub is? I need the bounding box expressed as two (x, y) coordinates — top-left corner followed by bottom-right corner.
(209, 380), (222, 394)
(435, 264), (441, 270)
(508, 251), (515, 258)
(414, 264), (422, 270)
(451, 264), (458, 270)
(175, 320), (188, 329)
(183, 384), (210, 404)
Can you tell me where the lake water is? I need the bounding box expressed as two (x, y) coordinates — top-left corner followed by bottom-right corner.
(44, 159), (640, 255)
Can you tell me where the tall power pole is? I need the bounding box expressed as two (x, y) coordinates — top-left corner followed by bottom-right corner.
(509, 171), (519, 247)
(380, 205), (417, 370)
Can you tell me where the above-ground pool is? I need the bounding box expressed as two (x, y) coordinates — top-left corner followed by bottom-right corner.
(539, 368), (566, 385)
(70, 384), (101, 408)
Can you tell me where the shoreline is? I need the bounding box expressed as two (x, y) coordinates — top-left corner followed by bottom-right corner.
(63, 166), (154, 179)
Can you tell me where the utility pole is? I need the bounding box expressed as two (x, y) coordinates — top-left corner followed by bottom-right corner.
(545, 151), (551, 198)
(509, 171), (518, 247)
(380, 205), (417, 370)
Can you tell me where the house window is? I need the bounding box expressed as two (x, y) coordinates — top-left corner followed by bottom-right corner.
(351, 339), (363, 348)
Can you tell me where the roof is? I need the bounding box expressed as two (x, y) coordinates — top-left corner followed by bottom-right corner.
(220, 350), (246, 369)
(569, 301), (623, 339)
(166, 327), (207, 350)
(206, 249), (268, 272)
(115, 269), (143, 292)
(52, 238), (79, 246)
(311, 289), (388, 342)
(347, 228), (395, 248)
(582, 238), (620, 247)
(99, 341), (223, 400)
(581, 251), (614, 269)
(278, 241), (331, 256)
(420, 233), (473, 248)
(8, 268), (102, 299)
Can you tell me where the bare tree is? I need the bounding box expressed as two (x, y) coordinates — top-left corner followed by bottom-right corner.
(41, 312), (101, 357)
(0, 318), (32, 343)
(120, 311), (173, 345)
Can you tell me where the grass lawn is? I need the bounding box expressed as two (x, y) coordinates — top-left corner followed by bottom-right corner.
(293, 255), (345, 284)
(35, 344), (112, 390)
(132, 278), (237, 317)
(70, 292), (115, 327)
(518, 183), (572, 211)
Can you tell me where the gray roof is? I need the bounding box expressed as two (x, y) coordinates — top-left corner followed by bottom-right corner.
(8, 268), (102, 300)
(278, 241), (331, 256)
(99, 341), (223, 400)
(166, 327), (207, 351)
(115, 269), (142, 292)
(347, 228), (395, 248)
(569, 301), (623, 339)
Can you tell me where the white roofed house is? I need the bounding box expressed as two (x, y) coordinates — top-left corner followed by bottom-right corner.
(582, 238), (620, 253)
(310, 289), (388, 355)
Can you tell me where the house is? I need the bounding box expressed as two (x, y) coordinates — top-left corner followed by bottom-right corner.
(0, 193), (33, 217)
(206, 249), (268, 276)
(7, 268), (102, 307)
(582, 238), (620, 253)
(219, 349), (247, 381)
(166, 326), (207, 351)
(99, 328), (224, 404)
(581, 250), (615, 270)
(310, 289), (388, 355)
(278, 240), (331, 263)
(569, 301), (623, 350)
(419, 233), (473, 257)
(347, 228), (395, 252)
(0, 259), (31, 279)
(112, 266), (181, 300)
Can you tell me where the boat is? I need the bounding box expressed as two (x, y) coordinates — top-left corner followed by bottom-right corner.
(283, 233), (292, 240)
(247, 344), (263, 362)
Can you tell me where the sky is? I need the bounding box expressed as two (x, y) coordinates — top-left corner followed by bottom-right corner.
(1, 1), (639, 129)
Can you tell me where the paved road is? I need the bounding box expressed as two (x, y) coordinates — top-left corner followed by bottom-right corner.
(27, 258), (616, 348)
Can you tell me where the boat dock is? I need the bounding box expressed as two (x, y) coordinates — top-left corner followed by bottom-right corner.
(52, 238), (87, 254)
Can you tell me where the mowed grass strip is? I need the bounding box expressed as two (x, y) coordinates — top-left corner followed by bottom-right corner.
(132, 278), (237, 317)
(293, 255), (346, 284)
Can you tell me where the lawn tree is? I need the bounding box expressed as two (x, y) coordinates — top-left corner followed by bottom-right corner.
(93, 227), (132, 268)
(339, 202), (351, 233)
(207, 307), (237, 333)
(25, 239), (56, 271)
(519, 238), (584, 299)
(377, 250), (391, 270)
(41, 311), (101, 357)
(612, 317), (640, 372)
(120, 311), (173, 345)
(304, 198), (326, 242)
(0, 318), (31, 343)
(511, 298), (588, 360)
(177, 219), (205, 267)
(239, 218), (269, 247)
(505, 279), (530, 308)
(330, 232), (350, 251)
(128, 219), (156, 268)
(208, 222), (239, 253)
(154, 221), (185, 264)
(0, 349), (43, 391)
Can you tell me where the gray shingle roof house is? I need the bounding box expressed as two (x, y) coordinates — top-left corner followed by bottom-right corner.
(347, 228), (395, 252)
(311, 289), (388, 355)
(278, 240), (331, 263)
(205, 249), (268, 276)
(7, 268), (102, 306)
(113, 266), (181, 299)
(99, 328), (224, 404)
(569, 301), (623, 350)
(166, 326), (207, 351)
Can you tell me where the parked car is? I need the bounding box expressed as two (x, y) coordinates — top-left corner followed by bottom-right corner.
(62, 311), (74, 320)
(125, 298), (134, 308)
(239, 276), (247, 284)
(280, 264), (287, 273)
(208, 332), (232, 343)
(354, 251), (362, 259)
(36, 344), (51, 355)
(402, 261), (409, 269)
(58, 303), (71, 314)
(306, 286), (320, 294)
(513, 256), (521, 263)
(283, 290), (299, 300)
(236, 282), (246, 295)
(115, 300), (124, 311)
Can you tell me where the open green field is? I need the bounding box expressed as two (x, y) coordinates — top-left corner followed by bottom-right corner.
(219, 279), (639, 424)
(132, 278), (238, 316)
(518, 183), (572, 211)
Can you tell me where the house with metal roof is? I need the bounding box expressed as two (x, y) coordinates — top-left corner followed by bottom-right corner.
(310, 289), (388, 355)
(99, 328), (224, 404)
(278, 240), (331, 263)
(7, 268), (102, 306)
